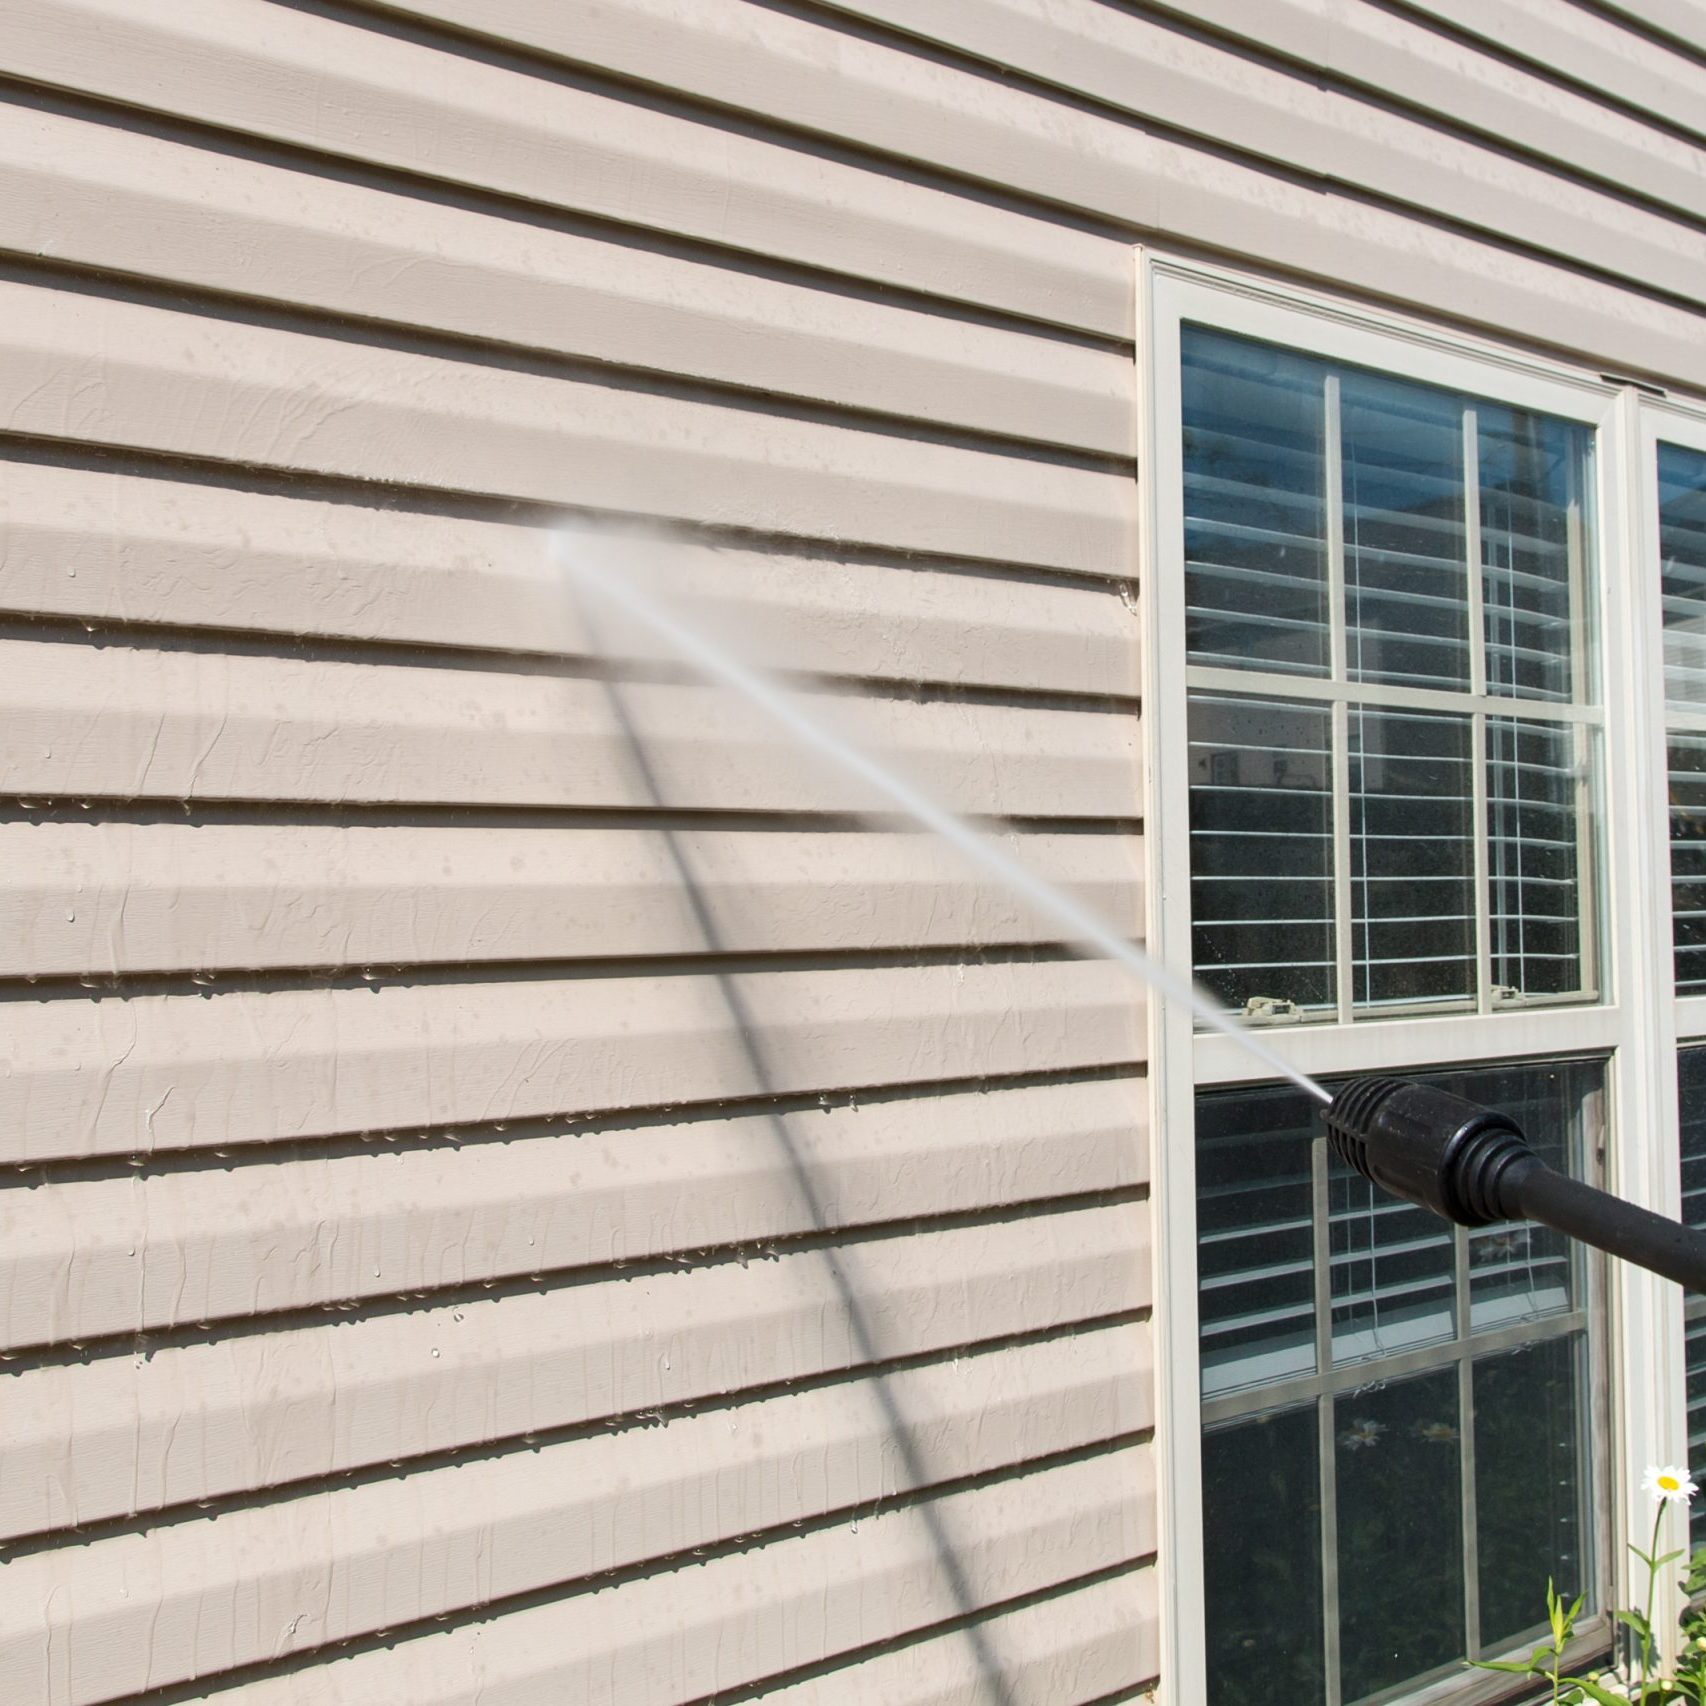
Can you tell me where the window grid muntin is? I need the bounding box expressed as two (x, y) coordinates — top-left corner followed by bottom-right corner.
(1182, 323), (1601, 1024)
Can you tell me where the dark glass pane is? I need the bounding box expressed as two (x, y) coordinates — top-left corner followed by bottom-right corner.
(1659, 441), (1706, 710)
(1480, 407), (1588, 704)
(1197, 1084), (1319, 1397)
(1341, 371), (1469, 691)
(1475, 1335), (1589, 1648)
(1204, 1403), (1326, 1706)
(1350, 709), (1475, 1009)
(1672, 735), (1706, 994)
(1330, 1136), (1456, 1366)
(1337, 1369), (1466, 1700)
(1688, 1318), (1706, 1552)
(1487, 718), (1588, 1000)
(1189, 694), (1334, 1013)
(1681, 1047), (1706, 1234)
(1183, 327), (1329, 676)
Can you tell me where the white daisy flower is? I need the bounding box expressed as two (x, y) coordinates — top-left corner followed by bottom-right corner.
(1642, 1464), (1699, 1504)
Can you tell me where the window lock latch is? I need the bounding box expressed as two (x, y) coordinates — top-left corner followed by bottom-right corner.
(1242, 995), (1301, 1025)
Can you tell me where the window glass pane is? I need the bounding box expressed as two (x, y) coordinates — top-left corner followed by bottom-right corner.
(1480, 407), (1587, 704)
(1189, 694), (1334, 1014)
(1336, 1368), (1466, 1701)
(1198, 1083), (1318, 1397)
(1204, 1403), (1326, 1705)
(1330, 1135), (1456, 1366)
(1659, 441), (1706, 710)
(1183, 328), (1329, 676)
(1672, 734), (1706, 994)
(1350, 709), (1475, 1010)
(1689, 1321), (1706, 1553)
(1488, 718), (1588, 999)
(1474, 1335), (1589, 1650)
(1466, 1056), (1592, 1330)
(1342, 371), (1469, 691)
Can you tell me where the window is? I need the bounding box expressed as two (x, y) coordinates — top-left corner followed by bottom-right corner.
(1665, 440), (1706, 1556)
(1146, 265), (1630, 1706)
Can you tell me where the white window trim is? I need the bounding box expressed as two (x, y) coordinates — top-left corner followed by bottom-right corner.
(1138, 248), (1685, 1705)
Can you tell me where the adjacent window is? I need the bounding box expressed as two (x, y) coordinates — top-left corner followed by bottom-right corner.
(1661, 444), (1706, 991)
(1183, 328), (1600, 1022)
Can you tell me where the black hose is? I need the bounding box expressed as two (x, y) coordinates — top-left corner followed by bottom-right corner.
(1324, 1076), (1706, 1293)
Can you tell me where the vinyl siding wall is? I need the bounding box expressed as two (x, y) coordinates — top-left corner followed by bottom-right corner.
(0, 1), (1703, 1701)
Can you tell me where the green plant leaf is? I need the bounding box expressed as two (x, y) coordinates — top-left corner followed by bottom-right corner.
(1619, 1608), (1655, 1643)
(1561, 1678), (1644, 1706)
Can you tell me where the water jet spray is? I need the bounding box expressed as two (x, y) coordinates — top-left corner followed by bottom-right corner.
(556, 524), (1706, 1293)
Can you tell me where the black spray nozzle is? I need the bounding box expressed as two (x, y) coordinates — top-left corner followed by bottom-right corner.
(1324, 1076), (1706, 1293)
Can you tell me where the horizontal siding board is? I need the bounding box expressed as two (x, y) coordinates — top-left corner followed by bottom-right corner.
(1590, 0), (1706, 58)
(0, 0), (1129, 335)
(389, 0), (1706, 321)
(757, 1568), (1158, 1706)
(0, 1077), (1146, 1347)
(1144, 0), (1706, 228)
(0, 1204), (1149, 1538)
(0, 462), (1142, 682)
(1, 638), (1139, 817)
(0, 282), (1132, 574)
(1401, 0), (1706, 146)
(12, 0), (1704, 395)
(0, 103), (1130, 457)
(177, 1450), (1153, 1706)
(0, 823), (1142, 980)
(2, 959), (1145, 1164)
(0, 1327), (1147, 1704)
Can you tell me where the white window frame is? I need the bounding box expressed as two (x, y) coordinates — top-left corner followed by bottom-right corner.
(1139, 249), (1684, 1706)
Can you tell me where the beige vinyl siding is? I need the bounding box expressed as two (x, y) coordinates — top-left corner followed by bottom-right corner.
(5, 0), (1706, 1701)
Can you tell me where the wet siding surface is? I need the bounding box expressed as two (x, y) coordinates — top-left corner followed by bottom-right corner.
(4, 0), (1704, 1699)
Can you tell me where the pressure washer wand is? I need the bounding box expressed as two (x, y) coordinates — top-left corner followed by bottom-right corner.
(1324, 1078), (1706, 1293)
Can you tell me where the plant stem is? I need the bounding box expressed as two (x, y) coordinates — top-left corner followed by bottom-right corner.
(1644, 1503), (1666, 1704)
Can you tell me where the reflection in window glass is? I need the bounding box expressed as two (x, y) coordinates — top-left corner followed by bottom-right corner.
(1672, 735), (1706, 995)
(1488, 718), (1587, 999)
(1659, 442), (1706, 709)
(1475, 1337), (1587, 1649)
(1350, 710), (1475, 1009)
(1183, 330), (1329, 677)
(1468, 1064), (1575, 1331)
(1189, 695), (1334, 1014)
(1204, 1404), (1326, 1706)
(1336, 1368), (1465, 1700)
(1200, 1059), (1599, 1703)
(1197, 1083), (1318, 1397)
(1342, 371), (1468, 691)
(1480, 406), (1586, 704)
(1330, 1135), (1457, 1366)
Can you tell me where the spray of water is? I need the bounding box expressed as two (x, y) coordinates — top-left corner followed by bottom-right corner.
(554, 525), (1331, 1106)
